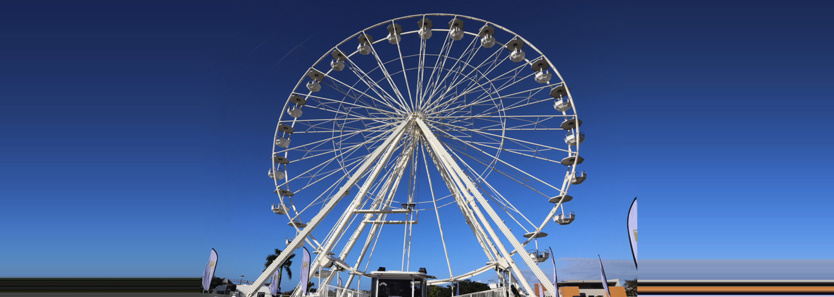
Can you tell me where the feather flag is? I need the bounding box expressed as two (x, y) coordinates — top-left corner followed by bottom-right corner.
(300, 247), (311, 296)
(269, 270), (280, 296)
(338, 275), (343, 288)
(627, 197), (638, 269)
(598, 255), (610, 297)
(201, 248), (218, 292)
(549, 247), (558, 296)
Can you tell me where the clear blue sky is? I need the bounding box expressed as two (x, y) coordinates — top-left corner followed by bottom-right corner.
(1, 0), (832, 288)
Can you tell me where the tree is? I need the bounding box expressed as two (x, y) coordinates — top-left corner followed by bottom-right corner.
(624, 279), (637, 297)
(427, 280), (489, 297)
(289, 282), (316, 296)
(457, 280), (490, 295)
(427, 284), (452, 297)
(265, 249), (296, 293)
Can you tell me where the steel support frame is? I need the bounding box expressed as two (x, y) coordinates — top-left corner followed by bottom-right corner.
(292, 125), (412, 297)
(246, 119), (412, 297)
(328, 138), (418, 297)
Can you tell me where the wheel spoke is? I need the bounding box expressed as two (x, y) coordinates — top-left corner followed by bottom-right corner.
(365, 32), (411, 112)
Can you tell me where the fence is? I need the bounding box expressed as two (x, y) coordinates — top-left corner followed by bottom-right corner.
(314, 283), (371, 297)
(454, 287), (508, 297)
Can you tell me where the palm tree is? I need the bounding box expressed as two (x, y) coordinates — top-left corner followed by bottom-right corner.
(265, 249), (295, 294)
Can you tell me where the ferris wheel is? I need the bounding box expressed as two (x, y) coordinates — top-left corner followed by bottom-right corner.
(253, 13), (586, 297)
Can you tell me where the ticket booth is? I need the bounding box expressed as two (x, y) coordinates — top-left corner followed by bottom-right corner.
(370, 268), (435, 297)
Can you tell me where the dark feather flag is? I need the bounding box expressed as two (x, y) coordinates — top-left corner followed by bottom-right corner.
(549, 247), (558, 296)
(627, 197), (638, 269)
(598, 255), (610, 297)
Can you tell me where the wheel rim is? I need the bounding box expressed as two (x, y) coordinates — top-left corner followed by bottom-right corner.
(267, 13), (583, 295)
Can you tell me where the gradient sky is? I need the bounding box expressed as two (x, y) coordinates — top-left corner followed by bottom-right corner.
(1, 0), (832, 288)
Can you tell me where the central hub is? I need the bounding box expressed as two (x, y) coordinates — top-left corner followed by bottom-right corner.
(413, 111), (426, 120)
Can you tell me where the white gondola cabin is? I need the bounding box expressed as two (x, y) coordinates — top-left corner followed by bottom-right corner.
(268, 168), (285, 180)
(288, 107), (303, 118)
(531, 59), (551, 84)
(553, 211), (575, 225)
(553, 99), (571, 112)
(331, 50), (346, 71)
(418, 18), (433, 40)
(448, 19), (464, 41)
(276, 137), (291, 148)
(506, 39), (525, 62)
(478, 24), (495, 48)
(357, 33), (373, 55)
(306, 69), (324, 92)
(387, 23), (402, 44)
(527, 249), (549, 263)
(564, 131), (585, 146)
(271, 203), (288, 215)
(570, 171), (586, 185)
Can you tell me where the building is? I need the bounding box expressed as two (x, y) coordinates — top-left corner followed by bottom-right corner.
(534, 279), (625, 297)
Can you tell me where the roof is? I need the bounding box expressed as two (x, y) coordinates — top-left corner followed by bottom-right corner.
(559, 279), (620, 284)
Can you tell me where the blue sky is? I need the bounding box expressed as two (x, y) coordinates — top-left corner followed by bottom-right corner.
(1, 0), (833, 289)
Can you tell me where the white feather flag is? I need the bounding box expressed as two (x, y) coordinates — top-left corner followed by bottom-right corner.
(201, 248), (218, 292)
(300, 247), (311, 296)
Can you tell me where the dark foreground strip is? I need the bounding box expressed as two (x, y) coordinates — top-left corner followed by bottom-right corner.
(0, 278), (202, 292)
(639, 280), (834, 295)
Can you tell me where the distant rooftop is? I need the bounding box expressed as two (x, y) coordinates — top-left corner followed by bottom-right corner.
(559, 279), (620, 284)
(641, 259), (834, 280)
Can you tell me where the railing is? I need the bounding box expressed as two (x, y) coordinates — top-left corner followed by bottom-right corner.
(316, 283), (371, 297)
(454, 287), (508, 297)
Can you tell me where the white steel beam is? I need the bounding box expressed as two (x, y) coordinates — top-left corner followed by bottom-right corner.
(353, 209), (412, 214)
(426, 265), (495, 285)
(363, 219), (418, 224)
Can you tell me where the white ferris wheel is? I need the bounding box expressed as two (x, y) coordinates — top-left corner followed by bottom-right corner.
(252, 13), (586, 297)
